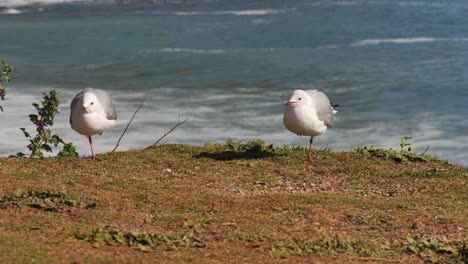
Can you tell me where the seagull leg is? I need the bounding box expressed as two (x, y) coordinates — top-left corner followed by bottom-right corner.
(305, 137), (313, 161)
(88, 136), (100, 161)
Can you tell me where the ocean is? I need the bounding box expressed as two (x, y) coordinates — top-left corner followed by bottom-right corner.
(1, 0), (467, 166)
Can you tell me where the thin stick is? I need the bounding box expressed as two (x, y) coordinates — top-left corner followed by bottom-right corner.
(153, 117), (190, 146)
(112, 92), (148, 152)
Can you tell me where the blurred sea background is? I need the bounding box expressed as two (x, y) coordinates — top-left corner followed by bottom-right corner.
(1, 0), (467, 166)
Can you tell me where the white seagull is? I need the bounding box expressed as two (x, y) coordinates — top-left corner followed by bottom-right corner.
(283, 89), (338, 160)
(70, 88), (117, 160)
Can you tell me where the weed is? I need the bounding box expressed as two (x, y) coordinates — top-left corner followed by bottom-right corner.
(77, 226), (204, 251)
(355, 146), (438, 163)
(403, 236), (457, 255)
(0, 60), (13, 112)
(0, 189), (96, 212)
(17, 89), (78, 158)
(269, 235), (375, 257)
(355, 136), (442, 163)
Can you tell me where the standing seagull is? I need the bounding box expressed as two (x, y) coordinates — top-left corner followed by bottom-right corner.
(70, 88), (117, 160)
(283, 89), (338, 160)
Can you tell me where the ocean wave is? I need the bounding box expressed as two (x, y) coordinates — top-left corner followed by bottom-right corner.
(0, 0), (93, 8)
(159, 48), (225, 54)
(0, 7), (21, 13)
(352, 37), (468, 46)
(153, 8), (292, 16)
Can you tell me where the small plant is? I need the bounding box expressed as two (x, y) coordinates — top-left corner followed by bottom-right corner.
(225, 138), (268, 153)
(17, 89), (78, 158)
(269, 235), (375, 257)
(355, 136), (439, 163)
(403, 236), (457, 255)
(400, 136), (412, 152)
(76, 226), (204, 251)
(0, 60), (14, 112)
(0, 189), (96, 212)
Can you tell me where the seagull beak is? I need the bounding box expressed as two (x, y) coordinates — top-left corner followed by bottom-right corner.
(80, 105), (87, 113)
(283, 100), (296, 106)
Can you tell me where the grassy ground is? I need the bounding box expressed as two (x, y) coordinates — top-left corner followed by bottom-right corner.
(0, 141), (467, 263)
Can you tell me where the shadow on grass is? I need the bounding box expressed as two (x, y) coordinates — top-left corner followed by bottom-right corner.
(193, 150), (275, 161)
(193, 138), (276, 160)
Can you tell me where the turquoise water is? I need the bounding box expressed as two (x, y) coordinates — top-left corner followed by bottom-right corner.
(1, 0), (467, 166)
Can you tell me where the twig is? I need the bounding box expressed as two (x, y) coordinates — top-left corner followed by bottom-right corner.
(153, 117), (190, 146)
(112, 92), (149, 152)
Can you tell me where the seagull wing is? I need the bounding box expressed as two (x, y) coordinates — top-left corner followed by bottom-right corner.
(305, 90), (335, 128)
(69, 90), (84, 125)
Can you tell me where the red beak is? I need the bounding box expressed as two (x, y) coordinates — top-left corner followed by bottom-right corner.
(283, 100), (296, 106)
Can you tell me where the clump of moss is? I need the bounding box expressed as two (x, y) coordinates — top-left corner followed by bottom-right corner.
(0, 189), (96, 211)
(269, 235), (375, 257)
(77, 226), (204, 251)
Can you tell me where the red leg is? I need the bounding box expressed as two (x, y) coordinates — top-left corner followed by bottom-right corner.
(87, 136), (100, 161)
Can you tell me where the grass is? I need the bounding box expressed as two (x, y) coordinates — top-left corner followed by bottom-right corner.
(0, 140), (467, 263)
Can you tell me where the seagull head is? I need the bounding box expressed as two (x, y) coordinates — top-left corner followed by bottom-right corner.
(283, 90), (310, 107)
(80, 93), (100, 113)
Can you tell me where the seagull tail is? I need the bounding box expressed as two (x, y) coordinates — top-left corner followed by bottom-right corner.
(331, 102), (340, 114)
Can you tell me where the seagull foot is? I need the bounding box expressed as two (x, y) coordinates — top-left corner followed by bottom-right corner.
(304, 156), (312, 161)
(87, 156), (101, 161)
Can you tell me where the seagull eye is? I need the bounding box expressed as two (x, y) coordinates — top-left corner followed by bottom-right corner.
(298, 98), (302, 100)
(90, 102), (94, 105)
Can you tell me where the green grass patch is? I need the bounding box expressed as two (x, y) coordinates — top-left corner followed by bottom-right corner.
(403, 236), (466, 263)
(355, 146), (439, 163)
(223, 233), (266, 244)
(269, 235), (376, 257)
(77, 226), (204, 251)
(0, 189), (96, 211)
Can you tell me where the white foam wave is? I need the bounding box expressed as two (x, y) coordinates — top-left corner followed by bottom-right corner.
(0, 7), (21, 13)
(159, 48), (224, 54)
(352, 37), (468, 46)
(160, 8), (291, 16)
(0, 0), (92, 8)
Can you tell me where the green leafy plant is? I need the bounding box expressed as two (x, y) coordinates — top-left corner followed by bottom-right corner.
(403, 236), (457, 255)
(225, 138), (268, 153)
(0, 60), (14, 112)
(402, 236), (465, 263)
(0, 189), (96, 212)
(17, 89), (78, 158)
(355, 136), (439, 163)
(269, 235), (375, 257)
(76, 226), (204, 251)
(400, 136), (412, 152)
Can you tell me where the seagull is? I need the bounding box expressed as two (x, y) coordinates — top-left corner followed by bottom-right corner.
(283, 89), (338, 160)
(70, 88), (117, 161)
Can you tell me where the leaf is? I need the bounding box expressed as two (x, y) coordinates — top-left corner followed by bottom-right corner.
(28, 114), (38, 123)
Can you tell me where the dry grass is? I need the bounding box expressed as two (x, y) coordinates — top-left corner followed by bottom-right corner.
(0, 142), (467, 263)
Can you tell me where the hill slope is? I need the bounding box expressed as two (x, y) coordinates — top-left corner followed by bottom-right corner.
(0, 143), (466, 263)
